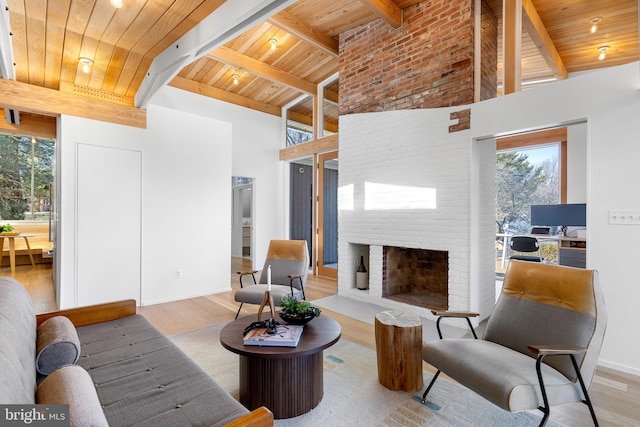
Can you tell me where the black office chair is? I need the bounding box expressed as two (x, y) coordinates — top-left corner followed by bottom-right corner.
(509, 236), (542, 262)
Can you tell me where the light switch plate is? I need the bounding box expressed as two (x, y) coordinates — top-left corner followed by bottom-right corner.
(608, 210), (640, 225)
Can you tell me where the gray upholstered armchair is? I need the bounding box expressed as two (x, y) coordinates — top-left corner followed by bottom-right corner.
(234, 240), (309, 319)
(421, 260), (607, 426)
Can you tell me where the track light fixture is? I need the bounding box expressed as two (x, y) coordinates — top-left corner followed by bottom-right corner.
(233, 73), (239, 85)
(269, 38), (277, 51)
(110, 0), (123, 8)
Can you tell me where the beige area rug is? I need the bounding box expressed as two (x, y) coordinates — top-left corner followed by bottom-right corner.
(170, 322), (562, 427)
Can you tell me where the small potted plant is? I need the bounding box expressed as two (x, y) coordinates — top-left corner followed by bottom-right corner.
(0, 224), (18, 235)
(278, 296), (321, 325)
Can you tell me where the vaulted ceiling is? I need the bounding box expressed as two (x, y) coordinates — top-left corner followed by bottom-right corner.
(0, 0), (638, 133)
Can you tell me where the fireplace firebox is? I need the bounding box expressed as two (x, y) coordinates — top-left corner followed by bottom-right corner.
(382, 246), (448, 310)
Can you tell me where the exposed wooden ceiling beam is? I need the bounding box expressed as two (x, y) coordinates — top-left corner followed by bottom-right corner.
(268, 10), (339, 58)
(324, 88), (339, 104)
(208, 46), (317, 96)
(280, 134), (338, 161)
(522, 0), (567, 80)
(0, 79), (146, 128)
(0, 109), (56, 139)
(503, 0), (522, 94)
(135, 0), (297, 108)
(287, 110), (338, 133)
(496, 127), (567, 150)
(170, 76), (281, 117)
(359, 0), (403, 28)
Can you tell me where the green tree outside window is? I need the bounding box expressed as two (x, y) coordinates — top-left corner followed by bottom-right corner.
(0, 134), (54, 220)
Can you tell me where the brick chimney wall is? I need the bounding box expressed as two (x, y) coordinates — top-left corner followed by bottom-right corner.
(338, 0), (497, 115)
(480, 0), (498, 101)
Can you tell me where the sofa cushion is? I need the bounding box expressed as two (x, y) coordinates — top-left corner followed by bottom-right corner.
(36, 316), (81, 375)
(76, 314), (249, 427)
(37, 365), (109, 427)
(0, 277), (37, 404)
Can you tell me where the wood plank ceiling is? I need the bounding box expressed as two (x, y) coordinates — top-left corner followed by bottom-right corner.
(1, 0), (638, 133)
(488, 0), (639, 92)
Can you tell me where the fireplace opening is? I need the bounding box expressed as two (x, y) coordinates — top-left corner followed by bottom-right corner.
(382, 246), (448, 310)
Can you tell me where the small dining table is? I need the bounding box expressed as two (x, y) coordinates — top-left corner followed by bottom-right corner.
(0, 233), (36, 274)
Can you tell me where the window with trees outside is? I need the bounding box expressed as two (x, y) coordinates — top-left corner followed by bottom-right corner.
(496, 144), (560, 273)
(0, 132), (55, 258)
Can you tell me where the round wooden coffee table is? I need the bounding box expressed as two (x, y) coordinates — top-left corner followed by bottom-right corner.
(220, 314), (341, 419)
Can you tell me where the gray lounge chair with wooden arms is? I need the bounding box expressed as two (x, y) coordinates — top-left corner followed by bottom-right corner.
(234, 240), (309, 319)
(420, 260), (607, 426)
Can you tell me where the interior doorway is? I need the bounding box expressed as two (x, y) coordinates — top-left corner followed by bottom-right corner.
(232, 177), (254, 263)
(289, 159), (313, 269)
(288, 153), (338, 278)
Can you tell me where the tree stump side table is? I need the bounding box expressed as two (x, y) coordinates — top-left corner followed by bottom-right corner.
(374, 310), (423, 392)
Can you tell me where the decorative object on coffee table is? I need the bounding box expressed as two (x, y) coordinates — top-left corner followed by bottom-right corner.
(256, 265), (275, 321)
(278, 295), (321, 325)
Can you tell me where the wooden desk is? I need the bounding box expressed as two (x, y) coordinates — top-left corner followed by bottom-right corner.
(220, 313), (341, 419)
(0, 234), (36, 273)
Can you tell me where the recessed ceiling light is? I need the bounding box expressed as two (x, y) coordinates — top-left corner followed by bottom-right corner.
(79, 57), (93, 73)
(589, 16), (602, 34)
(110, 0), (123, 8)
(598, 45), (610, 61)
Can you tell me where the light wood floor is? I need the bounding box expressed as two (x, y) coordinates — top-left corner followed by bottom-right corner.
(3, 261), (639, 427)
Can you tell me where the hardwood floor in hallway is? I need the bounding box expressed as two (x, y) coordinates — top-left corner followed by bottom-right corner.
(2, 259), (639, 427)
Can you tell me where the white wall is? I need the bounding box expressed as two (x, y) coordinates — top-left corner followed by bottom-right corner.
(57, 104), (233, 308)
(151, 86), (286, 270)
(56, 85), (286, 308)
(473, 62), (640, 375)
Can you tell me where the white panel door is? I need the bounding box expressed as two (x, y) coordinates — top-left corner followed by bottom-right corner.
(77, 144), (142, 306)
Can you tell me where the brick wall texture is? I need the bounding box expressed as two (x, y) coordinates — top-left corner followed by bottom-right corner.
(338, 0), (497, 115)
(480, 0), (498, 101)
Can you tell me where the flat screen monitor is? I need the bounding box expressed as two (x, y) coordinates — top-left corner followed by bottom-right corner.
(531, 203), (586, 227)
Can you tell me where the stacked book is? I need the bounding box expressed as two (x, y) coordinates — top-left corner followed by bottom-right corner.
(243, 324), (304, 347)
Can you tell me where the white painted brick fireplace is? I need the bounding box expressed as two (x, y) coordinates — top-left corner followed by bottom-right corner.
(337, 106), (497, 324)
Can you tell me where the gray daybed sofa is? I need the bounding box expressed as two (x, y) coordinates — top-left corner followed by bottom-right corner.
(0, 277), (273, 427)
